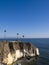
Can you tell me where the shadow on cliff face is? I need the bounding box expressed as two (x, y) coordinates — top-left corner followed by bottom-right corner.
(9, 42), (15, 54)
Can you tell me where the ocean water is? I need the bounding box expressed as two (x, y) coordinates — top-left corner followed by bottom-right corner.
(0, 38), (49, 65)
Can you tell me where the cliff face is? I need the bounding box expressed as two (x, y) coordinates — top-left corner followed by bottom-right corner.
(0, 41), (39, 65)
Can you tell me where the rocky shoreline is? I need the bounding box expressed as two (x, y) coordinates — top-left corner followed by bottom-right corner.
(0, 41), (40, 65)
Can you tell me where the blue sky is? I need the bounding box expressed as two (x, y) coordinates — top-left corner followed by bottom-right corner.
(0, 0), (49, 38)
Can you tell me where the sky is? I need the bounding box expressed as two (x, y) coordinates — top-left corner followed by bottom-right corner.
(0, 0), (49, 38)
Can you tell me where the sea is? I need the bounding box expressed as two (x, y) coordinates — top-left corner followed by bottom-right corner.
(0, 38), (49, 65)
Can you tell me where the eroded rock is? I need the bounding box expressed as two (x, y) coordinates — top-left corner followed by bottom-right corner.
(0, 41), (40, 65)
